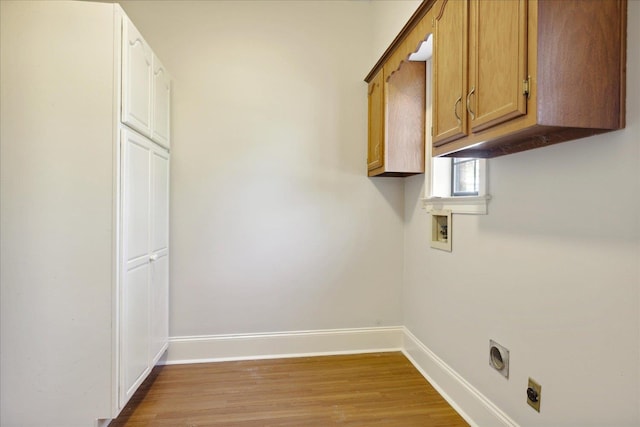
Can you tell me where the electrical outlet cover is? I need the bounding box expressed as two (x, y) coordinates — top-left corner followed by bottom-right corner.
(527, 378), (541, 412)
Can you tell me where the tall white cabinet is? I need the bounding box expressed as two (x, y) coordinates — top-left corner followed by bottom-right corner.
(0, 2), (170, 426)
(119, 4), (171, 410)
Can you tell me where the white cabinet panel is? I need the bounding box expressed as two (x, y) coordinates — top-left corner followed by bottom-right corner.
(123, 132), (151, 261)
(150, 253), (169, 362)
(121, 128), (153, 407)
(122, 17), (152, 136)
(151, 149), (169, 253)
(152, 55), (171, 149)
(122, 263), (150, 404)
(150, 144), (169, 363)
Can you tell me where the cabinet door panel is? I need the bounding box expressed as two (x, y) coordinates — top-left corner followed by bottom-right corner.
(150, 252), (169, 362)
(367, 70), (384, 171)
(123, 132), (150, 261)
(151, 148), (169, 253)
(121, 128), (152, 407)
(122, 263), (150, 404)
(150, 146), (169, 363)
(122, 17), (152, 136)
(469, 0), (527, 133)
(433, 0), (468, 146)
(152, 55), (171, 148)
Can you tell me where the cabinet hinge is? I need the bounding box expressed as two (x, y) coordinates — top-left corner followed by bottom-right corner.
(523, 75), (531, 98)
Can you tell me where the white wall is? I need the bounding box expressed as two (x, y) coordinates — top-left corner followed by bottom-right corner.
(403, 1), (640, 425)
(119, 0), (416, 337)
(370, 1), (422, 59)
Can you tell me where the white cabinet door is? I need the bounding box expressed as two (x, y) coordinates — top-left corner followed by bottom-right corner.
(152, 55), (171, 149)
(120, 129), (152, 407)
(150, 147), (169, 362)
(122, 17), (152, 137)
(150, 253), (169, 364)
(120, 128), (169, 408)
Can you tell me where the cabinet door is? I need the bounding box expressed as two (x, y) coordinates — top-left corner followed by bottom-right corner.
(150, 146), (169, 363)
(122, 17), (153, 137)
(152, 55), (171, 149)
(468, 0), (527, 133)
(367, 70), (384, 172)
(433, 0), (468, 146)
(120, 129), (152, 407)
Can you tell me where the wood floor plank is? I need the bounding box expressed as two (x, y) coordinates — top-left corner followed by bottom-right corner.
(110, 352), (469, 426)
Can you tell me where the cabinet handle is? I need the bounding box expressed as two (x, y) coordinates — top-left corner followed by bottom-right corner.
(149, 253), (159, 262)
(453, 96), (462, 126)
(466, 86), (476, 121)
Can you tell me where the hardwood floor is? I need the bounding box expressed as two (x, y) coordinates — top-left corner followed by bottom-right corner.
(110, 352), (469, 426)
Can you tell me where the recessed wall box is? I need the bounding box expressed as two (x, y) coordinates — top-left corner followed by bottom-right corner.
(430, 209), (452, 252)
(489, 340), (510, 378)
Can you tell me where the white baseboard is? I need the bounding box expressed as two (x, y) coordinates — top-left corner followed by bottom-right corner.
(402, 328), (519, 427)
(164, 326), (404, 365)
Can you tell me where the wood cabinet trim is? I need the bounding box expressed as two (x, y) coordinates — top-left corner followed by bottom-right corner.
(434, 0), (448, 21)
(367, 71), (385, 171)
(365, 0), (437, 83)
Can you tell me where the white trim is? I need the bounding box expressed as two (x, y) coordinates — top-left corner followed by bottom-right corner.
(111, 4), (124, 420)
(402, 328), (519, 427)
(164, 327), (404, 365)
(408, 34), (433, 61)
(423, 194), (492, 215)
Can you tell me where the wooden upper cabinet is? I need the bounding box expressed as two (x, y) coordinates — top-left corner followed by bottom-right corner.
(433, 0), (626, 157)
(433, 0), (467, 145)
(366, 0), (626, 160)
(368, 62), (425, 177)
(433, 0), (527, 146)
(367, 70), (384, 172)
(468, 0), (527, 133)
